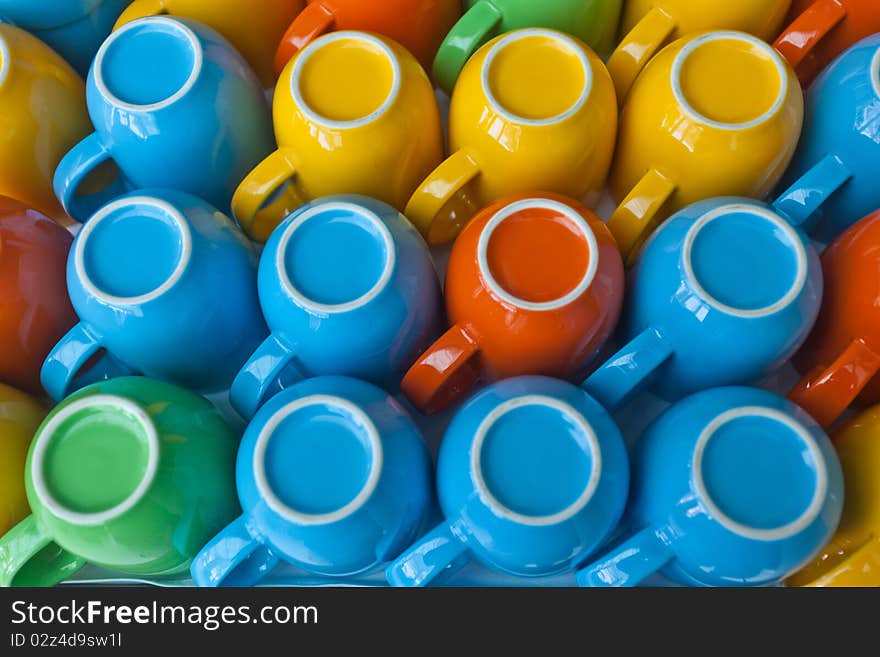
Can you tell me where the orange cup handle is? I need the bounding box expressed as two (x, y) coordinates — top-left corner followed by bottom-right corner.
(774, 0), (848, 70)
(401, 324), (481, 415)
(788, 339), (880, 429)
(274, 1), (336, 75)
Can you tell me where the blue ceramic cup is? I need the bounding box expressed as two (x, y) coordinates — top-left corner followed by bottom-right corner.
(777, 34), (880, 244)
(191, 376), (434, 586)
(576, 387), (844, 587)
(41, 189), (267, 401)
(53, 15), (274, 222)
(229, 195), (443, 420)
(386, 376), (629, 586)
(582, 193), (824, 411)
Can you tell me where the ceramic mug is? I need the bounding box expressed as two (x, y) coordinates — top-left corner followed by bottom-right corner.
(775, 34), (880, 244)
(0, 377), (239, 587)
(406, 28), (617, 245)
(387, 376), (629, 586)
(775, 0), (880, 87)
(402, 193), (624, 415)
(114, 0), (305, 87)
(193, 376), (434, 586)
(787, 404), (880, 586)
(0, 197), (76, 395)
(0, 384), (46, 537)
(230, 196), (442, 420)
(432, 0), (623, 94)
(232, 31), (443, 243)
(583, 194), (823, 411)
(610, 0), (791, 101)
(41, 190), (267, 402)
(577, 386), (844, 587)
(275, 0), (460, 75)
(0, 24), (91, 223)
(607, 31), (803, 263)
(53, 16), (274, 223)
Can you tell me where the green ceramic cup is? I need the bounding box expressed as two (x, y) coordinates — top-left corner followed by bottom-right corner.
(432, 0), (624, 93)
(0, 377), (240, 587)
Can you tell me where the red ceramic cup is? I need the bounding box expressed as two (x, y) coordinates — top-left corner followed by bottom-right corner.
(0, 196), (76, 395)
(401, 193), (624, 414)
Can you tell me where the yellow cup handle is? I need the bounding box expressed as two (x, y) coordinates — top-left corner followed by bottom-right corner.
(607, 7), (677, 105)
(607, 168), (677, 266)
(404, 149), (482, 245)
(113, 0), (169, 30)
(231, 148), (305, 243)
(801, 536), (880, 587)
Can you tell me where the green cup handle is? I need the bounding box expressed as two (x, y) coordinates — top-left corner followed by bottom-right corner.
(432, 0), (503, 94)
(0, 515), (85, 587)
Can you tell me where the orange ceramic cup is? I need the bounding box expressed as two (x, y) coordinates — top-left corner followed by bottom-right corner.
(775, 0), (880, 86)
(0, 383), (45, 537)
(274, 0), (461, 74)
(401, 193), (624, 414)
(0, 197), (76, 395)
(789, 209), (880, 429)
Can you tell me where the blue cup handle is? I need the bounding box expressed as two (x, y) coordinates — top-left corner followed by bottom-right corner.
(581, 327), (673, 412)
(575, 526), (675, 587)
(53, 132), (129, 223)
(385, 522), (470, 587)
(772, 153), (852, 227)
(191, 515), (280, 588)
(229, 333), (307, 420)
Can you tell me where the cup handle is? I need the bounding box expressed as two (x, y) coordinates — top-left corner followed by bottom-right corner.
(404, 149), (482, 245)
(798, 536), (880, 587)
(773, 0), (848, 72)
(0, 515), (86, 587)
(385, 522), (470, 587)
(788, 339), (880, 429)
(581, 327), (674, 413)
(606, 7), (678, 104)
(772, 154), (852, 227)
(229, 333), (307, 420)
(606, 168), (677, 266)
(432, 0), (504, 94)
(575, 526), (675, 587)
(400, 323), (481, 415)
(112, 0), (169, 30)
(273, 1), (336, 76)
(231, 148), (305, 243)
(53, 133), (129, 223)
(190, 515), (280, 587)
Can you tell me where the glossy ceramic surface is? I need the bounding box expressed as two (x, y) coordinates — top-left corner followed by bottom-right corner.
(0, 377), (239, 587)
(387, 376), (629, 585)
(584, 197), (822, 409)
(115, 0), (305, 87)
(775, 0), (880, 87)
(0, 384), (46, 537)
(275, 0), (460, 76)
(0, 0), (105, 28)
(577, 387), (843, 587)
(612, 0), (791, 101)
(54, 16), (274, 222)
(192, 376), (433, 586)
(0, 197), (76, 395)
(776, 35), (880, 244)
(607, 31), (803, 263)
(232, 31), (443, 243)
(406, 28), (617, 245)
(433, 0), (622, 94)
(0, 24), (91, 223)
(230, 195), (442, 420)
(41, 190), (266, 402)
(401, 193), (624, 415)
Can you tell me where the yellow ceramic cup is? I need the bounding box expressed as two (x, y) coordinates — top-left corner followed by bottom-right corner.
(608, 31), (802, 263)
(0, 384), (46, 537)
(406, 28), (617, 245)
(787, 406), (880, 587)
(231, 31), (443, 242)
(114, 0), (305, 87)
(611, 0), (791, 102)
(0, 24), (91, 224)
